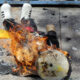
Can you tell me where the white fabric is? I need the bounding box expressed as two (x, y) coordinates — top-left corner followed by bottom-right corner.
(1, 3), (12, 20)
(20, 3), (32, 20)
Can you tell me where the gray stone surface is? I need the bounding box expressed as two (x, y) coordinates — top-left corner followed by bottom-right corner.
(0, 7), (80, 80)
(0, 74), (42, 80)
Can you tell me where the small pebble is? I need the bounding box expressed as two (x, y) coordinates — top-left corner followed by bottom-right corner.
(66, 37), (71, 41)
(43, 8), (48, 10)
(63, 15), (68, 18)
(51, 11), (55, 15)
(72, 47), (77, 51)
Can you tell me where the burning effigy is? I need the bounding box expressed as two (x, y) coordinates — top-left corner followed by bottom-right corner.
(0, 22), (72, 80)
(0, 2), (72, 80)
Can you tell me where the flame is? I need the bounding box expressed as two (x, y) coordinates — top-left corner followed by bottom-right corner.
(0, 23), (69, 76)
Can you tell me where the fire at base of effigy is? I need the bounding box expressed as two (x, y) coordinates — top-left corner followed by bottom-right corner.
(0, 23), (72, 80)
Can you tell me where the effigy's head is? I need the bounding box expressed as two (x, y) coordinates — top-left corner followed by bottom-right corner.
(36, 50), (70, 80)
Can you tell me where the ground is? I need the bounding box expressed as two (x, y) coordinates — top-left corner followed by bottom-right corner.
(0, 6), (80, 80)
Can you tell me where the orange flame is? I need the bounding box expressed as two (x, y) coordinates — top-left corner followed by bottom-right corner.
(7, 24), (50, 75)
(0, 23), (69, 76)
